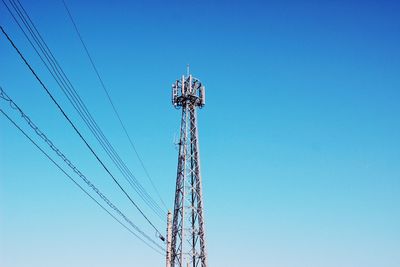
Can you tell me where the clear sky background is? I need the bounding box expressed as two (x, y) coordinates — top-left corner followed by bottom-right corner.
(1, 0), (399, 266)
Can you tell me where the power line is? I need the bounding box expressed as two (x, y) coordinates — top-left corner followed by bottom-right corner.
(0, 24), (165, 239)
(0, 97), (164, 254)
(5, 0), (165, 219)
(1, 0), (163, 216)
(2, 0), (166, 218)
(61, 0), (168, 211)
(15, 0), (167, 217)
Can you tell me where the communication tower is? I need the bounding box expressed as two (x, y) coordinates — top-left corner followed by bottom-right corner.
(168, 69), (207, 267)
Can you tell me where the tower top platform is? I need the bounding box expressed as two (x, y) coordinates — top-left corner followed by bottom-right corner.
(172, 73), (205, 108)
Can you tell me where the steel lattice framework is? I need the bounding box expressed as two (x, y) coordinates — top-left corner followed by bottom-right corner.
(170, 72), (207, 267)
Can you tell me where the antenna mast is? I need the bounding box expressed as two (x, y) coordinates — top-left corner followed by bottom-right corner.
(169, 68), (207, 267)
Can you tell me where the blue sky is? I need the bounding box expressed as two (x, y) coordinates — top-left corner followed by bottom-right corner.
(1, 0), (400, 266)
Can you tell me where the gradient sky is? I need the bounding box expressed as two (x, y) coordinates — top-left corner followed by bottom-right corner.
(1, 0), (399, 266)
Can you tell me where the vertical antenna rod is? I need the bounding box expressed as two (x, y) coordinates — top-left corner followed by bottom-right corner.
(170, 69), (207, 267)
(166, 210), (173, 267)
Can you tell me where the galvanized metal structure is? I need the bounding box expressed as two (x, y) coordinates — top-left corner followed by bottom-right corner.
(166, 211), (173, 267)
(169, 70), (207, 267)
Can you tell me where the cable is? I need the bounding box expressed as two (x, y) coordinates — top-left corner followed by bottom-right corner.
(1, 0), (165, 218)
(3, 0), (166, 218)
(0, 87), (165, 253)
(0, 25), (165, 239)
(61, 0), (168, 210)
(0, 108), (164, 255)
(2, 0), (165, 218)
(14, 0), (166, 216)
(4, 0), (164, 218)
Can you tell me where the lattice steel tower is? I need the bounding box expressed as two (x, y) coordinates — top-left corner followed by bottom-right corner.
(169, 69), (207, 267)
